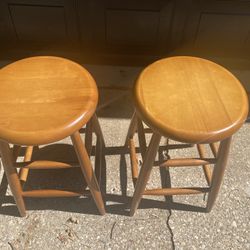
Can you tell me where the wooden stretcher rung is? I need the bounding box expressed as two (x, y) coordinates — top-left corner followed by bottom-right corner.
(160, 157), (217, 167)
(144, 187), (210, 196)
(15, 160), (79, 169)
(137, 117), (147, 159)
(143, 128), (153, 133)
(163, 144), (194, 150)
(22, 189), (90, 198)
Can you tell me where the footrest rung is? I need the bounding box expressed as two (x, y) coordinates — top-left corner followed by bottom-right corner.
(160, 158), (216, 167)
(15, 160), (79, 169)
(144, 187), (210, 196)
(22, 189), (90, 197)
(143, 128), (153, 133)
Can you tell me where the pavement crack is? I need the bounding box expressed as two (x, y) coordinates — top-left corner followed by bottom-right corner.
(166, 210), (175, 250)
(8, 242), (15, 250)
(110, 221), (117, 240)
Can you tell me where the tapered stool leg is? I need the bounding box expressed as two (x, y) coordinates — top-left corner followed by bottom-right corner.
(85, 120), (93, 156)
(137, 116), (147, 160)
(92, 114), (105, 147)
(126, 113), (140, 187)
(71, 131), (105, 215)
(130, 133), (161, 216)
(125, 112), (138, 146)
(19, 146), (33, 185)
(94, 136), (102, 185)
(0, 141), (26, 217)
(206, 136), (232, 212)
(92, 114), (105, 186)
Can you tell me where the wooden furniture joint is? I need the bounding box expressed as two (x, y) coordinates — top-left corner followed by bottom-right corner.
(0, 56), (106, 216)
(127, 56), (248, 216)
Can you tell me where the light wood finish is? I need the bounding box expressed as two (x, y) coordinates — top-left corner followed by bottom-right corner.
(206, 137), (232, 212)
(126, 112), (146, 188)
(0, 56), (105, 216)
(71, 131), (105, 215)
(0, 140), (26, 217)
(129, 56), (248, 215)
(85, 120), (93, 156)
(129, 138), (139, 187)
(128, 114), (235, 215)
(94, 136), (102, 185)
(160, 157), (217, 167)
(134, 56), (248, 143)
(84, 114), (105, 186)
(196, 144), (212, 185)
(137, 117), (147, 160)
(92, 114), (106, 147)
(15, 161), (79, 169)
(19, 146), (33, 184)
(130, 132), (161, 216)
(210, 143), (219, 158)
(92, 114), (106, 186)
(0, 145), (21, 204)
(125, 111), (137, 147)
(0, 56), (98, 145)
(22, 189), (90, 198)
(144, 187), (209, 196)
(2, 125), (105, 216)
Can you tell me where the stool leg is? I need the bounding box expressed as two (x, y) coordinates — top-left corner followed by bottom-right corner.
(92, 114), (105, 147)
(0, 141), (26, 217)
(92, 114), (105, 185)
(130, 133), (161, 216)
(125, 112), (137, 144)
(94, 136), (102, 186)
(206, 136), (232, 212)
(137, 116), (147, 160)
(85, 120), (93, 156)
(19, 146), (33, 185)
(126, 112), (139, 186)
(71, 131), (105, 215)
(0, 173), (8, 206)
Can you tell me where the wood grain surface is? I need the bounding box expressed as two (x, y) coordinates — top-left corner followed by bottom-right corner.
(134, 56), (249, 143)
(0, 56), (98, 145)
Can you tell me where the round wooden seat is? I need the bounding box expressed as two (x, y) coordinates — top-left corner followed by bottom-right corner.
(0, 56), (105, 217)
(128, 56), (249, 215)
(0, 56), (98, 145)
(134, 56), (248, 143)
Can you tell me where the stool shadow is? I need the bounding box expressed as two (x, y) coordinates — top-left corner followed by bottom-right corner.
(0, 143), (206, 217)
(0, 144), (102, 216)
(105, 145), (206, 216)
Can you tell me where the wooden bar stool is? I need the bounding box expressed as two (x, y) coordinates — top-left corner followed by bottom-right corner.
(127, 56), (248, 216)
(0, 56), (105, 216)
